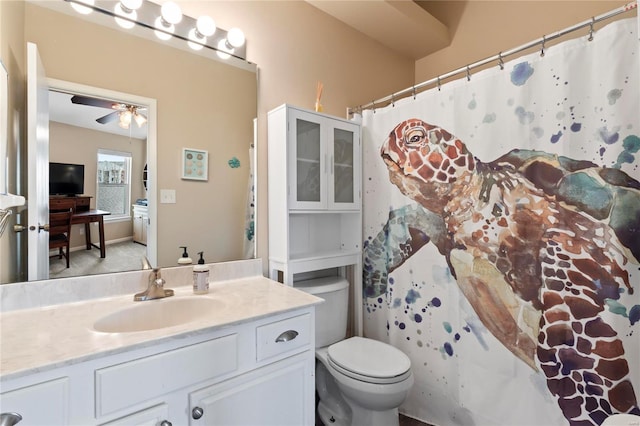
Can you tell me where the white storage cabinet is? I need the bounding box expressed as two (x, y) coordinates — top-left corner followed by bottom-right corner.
(268, 104), (363, 334)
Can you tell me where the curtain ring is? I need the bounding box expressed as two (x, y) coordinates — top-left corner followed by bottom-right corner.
(588, 17), (595, 41)
(540, 35), (546, 57)
(372, 100), (376, 114)
(391, 94), (395, 108)
(412, 86), (417, 100)
(437, 76), (441, 91)
(498, 52), (504, 70)
(466, 66), (471, 82)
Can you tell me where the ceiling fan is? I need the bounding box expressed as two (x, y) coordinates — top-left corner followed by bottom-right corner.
(70, 95), (147, 129)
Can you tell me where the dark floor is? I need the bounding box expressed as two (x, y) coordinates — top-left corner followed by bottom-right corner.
(400, 414), (432, 426)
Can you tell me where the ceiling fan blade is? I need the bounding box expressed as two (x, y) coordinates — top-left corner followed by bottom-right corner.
(71, 95), (117, 109)
(96, 111), (120, 124)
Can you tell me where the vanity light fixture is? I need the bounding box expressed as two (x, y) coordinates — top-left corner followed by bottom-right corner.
(154, 1), (182, 41)
(114, 0), (142, 29)
(70, 0), (94, 15)
(188, 15), (216, 51)
(65, 0), (248, 61)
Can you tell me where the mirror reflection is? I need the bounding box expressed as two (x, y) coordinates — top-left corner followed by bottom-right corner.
(3, 1), (257, 283)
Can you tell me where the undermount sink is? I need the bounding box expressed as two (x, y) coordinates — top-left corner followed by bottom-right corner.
(93, 296), (223, 333)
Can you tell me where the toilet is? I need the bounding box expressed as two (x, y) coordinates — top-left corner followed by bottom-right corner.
(295, 276), (414, 426)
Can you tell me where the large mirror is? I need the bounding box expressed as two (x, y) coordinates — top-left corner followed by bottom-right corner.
(2, 1), (257, 283)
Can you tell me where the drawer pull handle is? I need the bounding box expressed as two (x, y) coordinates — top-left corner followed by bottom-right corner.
(160, 421), (172, 426)
(275, 330), (299, 343)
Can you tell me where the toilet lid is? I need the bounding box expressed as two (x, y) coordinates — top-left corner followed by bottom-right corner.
(327, 337), (411, 384)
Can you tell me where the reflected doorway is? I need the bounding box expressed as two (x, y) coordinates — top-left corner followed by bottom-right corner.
(44, 80), (157, 280)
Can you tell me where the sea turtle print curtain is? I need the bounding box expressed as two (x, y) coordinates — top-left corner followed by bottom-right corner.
(362, 17), (639, 426)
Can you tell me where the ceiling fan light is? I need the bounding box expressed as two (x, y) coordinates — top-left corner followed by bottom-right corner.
(216, 39), (233, 60)
(114, 3), (136, 29)
(70, 0), (95, 15)
(187, 29), (205, 51)
(134, 112), (147, 127)
(119, 110), (132, 129)
(160, 1), (182, 25)
(227, 28), (245, 48)
(196, 16), (216, 38)
(154, 16), (173, 40)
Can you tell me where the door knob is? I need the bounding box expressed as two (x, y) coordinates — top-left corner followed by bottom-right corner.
(192, 407), (204, 420)
(13, 225), (26, 233)
(38, 224), (50, 232)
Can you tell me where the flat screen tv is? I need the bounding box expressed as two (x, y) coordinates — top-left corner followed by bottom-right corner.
(49, 162), (85, 196)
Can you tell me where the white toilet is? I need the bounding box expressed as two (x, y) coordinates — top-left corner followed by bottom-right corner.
(295, 276), (414, 426)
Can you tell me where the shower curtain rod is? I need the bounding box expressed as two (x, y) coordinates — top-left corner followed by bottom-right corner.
(349, 1), (638, 115)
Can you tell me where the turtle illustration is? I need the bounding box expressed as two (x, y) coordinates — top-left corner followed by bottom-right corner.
(364, 118), (640, 426)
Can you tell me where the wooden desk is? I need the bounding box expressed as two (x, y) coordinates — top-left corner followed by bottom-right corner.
(71, 210), (110, 258)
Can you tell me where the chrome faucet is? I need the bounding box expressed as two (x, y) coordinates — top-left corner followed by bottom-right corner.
(134, 267), (175, 301)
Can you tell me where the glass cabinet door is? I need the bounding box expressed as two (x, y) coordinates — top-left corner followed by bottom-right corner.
(289, 109), (325, 209)
(329, 121), (360, 210)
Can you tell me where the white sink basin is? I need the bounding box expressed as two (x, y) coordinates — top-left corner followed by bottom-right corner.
(93, 296), (223, 333)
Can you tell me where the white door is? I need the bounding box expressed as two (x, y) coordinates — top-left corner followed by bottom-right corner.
(27, 42), (50, 281)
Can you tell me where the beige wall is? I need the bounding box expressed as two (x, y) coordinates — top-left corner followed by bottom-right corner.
(415, 1), (632, 84)
(0, 0), (26, 283)
(49, 121), (146, 250)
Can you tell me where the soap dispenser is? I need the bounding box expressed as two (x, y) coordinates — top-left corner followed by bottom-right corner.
(178, 246), (192, 265)
(193, 252), (209, 294)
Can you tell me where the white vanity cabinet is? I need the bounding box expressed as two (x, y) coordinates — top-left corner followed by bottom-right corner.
(0, 307), (315, 426)
(267, 104), (363, 334)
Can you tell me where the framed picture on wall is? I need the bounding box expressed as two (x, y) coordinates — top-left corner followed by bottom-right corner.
(181, 148), (208, 181)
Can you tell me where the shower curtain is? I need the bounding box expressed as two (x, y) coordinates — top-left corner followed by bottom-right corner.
(362, 17), (639, 426)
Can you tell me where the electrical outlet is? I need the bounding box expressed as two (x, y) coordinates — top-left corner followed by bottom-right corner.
(160, 189), (176, 204)
(79, 227), (84, 235)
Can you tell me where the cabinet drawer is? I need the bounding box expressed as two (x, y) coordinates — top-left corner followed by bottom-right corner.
(0, 378), (69, 425)
(95, 334), (237, 417)
(256, 313), (311, 362)
(75, 197), (91, 210)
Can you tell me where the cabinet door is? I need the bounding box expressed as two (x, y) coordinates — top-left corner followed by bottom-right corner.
(328, 120), (360, 210)
(288, 108), (326, 210)
(132, 216), (142, 243)
(189, 352), (314, 426)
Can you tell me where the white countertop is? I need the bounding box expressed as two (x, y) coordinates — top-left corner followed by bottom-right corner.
(0, 276), (322, 381)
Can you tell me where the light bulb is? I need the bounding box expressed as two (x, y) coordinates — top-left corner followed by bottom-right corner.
(217, 39), (233, 60)
(227, 28), (245, 48)
(154, 16), (173, 40)
(114, 3), (136, 29)
(160, 1), (182, 25)
(196, 16), (216, 37)
(120, 0), (142, 11)
(187, 29), (205, 51)
(70, 0), (95, 15)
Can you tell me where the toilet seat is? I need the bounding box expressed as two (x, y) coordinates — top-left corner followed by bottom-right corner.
(327, 337), (412, 385)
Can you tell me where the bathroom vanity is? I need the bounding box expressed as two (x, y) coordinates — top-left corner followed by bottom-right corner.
(0, 260), (321, 425)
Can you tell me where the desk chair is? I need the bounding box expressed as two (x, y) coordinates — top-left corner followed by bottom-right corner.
(49, 208), (73, 268)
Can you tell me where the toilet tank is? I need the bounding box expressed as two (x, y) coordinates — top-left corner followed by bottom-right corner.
(294, 276), (349, 348)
